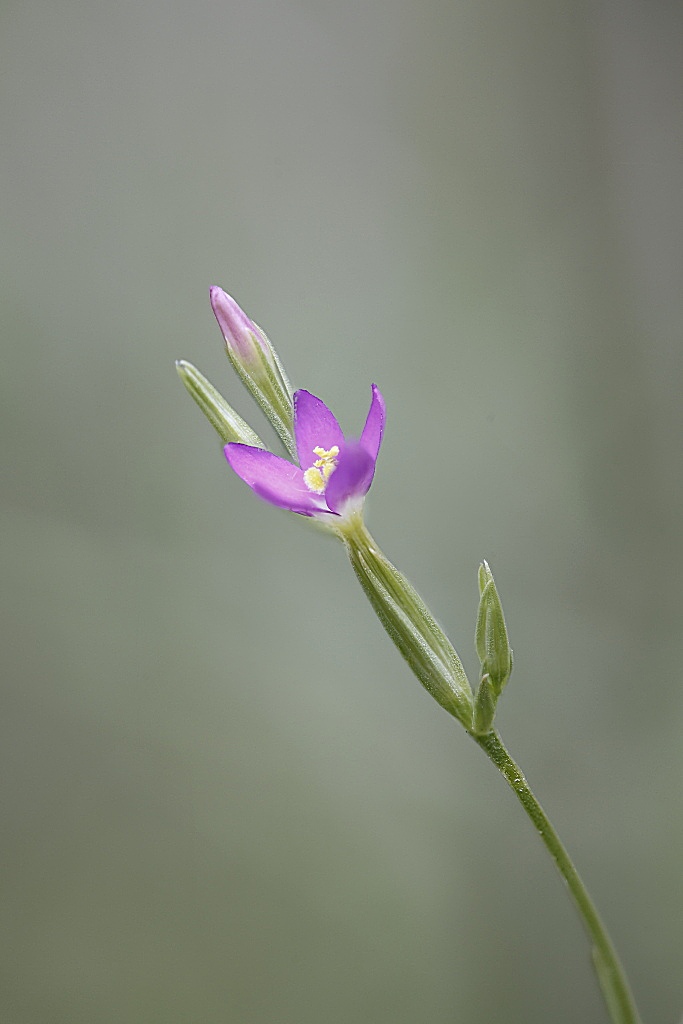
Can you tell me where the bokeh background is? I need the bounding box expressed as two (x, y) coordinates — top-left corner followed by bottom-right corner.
(2, 1), (682, 1021)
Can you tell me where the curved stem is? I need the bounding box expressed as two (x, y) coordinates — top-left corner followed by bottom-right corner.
(340, 522), (641, 1021)
(473, 730), (642, 1024)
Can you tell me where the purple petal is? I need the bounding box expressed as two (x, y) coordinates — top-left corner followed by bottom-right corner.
(359, 384), (385, 461)
(210, 287), (268, 363)
(324, 441), (375, 514)
(225, 444), (328, 515)
(294, 390), (345, 469)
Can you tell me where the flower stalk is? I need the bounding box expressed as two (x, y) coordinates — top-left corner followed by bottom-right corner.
(473, 730), (642, 1024)
(341, 521), (641, 1024)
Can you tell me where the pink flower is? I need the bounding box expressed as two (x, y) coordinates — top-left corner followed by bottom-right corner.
(226, 386), (385, 519)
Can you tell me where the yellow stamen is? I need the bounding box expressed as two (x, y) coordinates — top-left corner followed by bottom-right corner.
(303, 445), (339, 494)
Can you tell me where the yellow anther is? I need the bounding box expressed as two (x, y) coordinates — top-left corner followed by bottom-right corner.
(303, 466), (326, 493)
(303, 445), (339, 494)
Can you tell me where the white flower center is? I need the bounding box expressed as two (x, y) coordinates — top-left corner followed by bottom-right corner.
(303, 445), (339, 494)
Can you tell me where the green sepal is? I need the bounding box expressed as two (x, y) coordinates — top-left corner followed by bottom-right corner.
(176, 360), (266, 448)
(341, 515), (473, 727)
(478, 559), (494, 596)
(475, 578), (491, 664)
(256, 324), (294, 402)
(224, 337), (296, 460)
(472, 674), (497, 735)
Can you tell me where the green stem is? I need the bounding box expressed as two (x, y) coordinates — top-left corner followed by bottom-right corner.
(341, 520), (641, 1021)
(473, 730), (642, 1024)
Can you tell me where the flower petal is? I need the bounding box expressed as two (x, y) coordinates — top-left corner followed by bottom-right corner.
(324, 441), (375, 514)
(359, 384), (385, 461)
(225, 444), (328, 515)
(294, 390), (345, 470)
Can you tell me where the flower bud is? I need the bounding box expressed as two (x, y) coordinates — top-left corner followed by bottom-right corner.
(176, 360), (265, 448)
(210, 287), (274, 369)
(475, 561), (513, 698)
(210, 288), (295, 458)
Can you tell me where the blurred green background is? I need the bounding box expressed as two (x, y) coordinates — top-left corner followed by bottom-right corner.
(2, 2), (681, 1021)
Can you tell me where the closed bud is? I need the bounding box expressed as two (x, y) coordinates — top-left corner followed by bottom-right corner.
(176, 360), (265, 448)
(210, 287), (295, 458)
(475, 561), (513, 698)
(210, 286), (274, 370)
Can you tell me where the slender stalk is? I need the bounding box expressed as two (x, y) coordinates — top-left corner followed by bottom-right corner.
(473, 729), (642, 1024)
(340, 520), (641, 1021)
